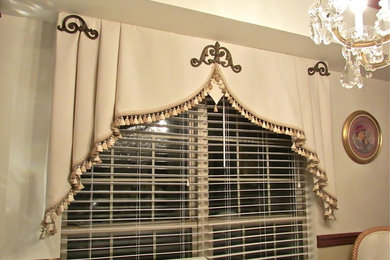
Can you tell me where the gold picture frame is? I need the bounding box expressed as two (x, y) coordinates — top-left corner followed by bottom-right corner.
(342, 110), (382, 164)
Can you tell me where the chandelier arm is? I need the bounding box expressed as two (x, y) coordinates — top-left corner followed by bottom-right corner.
(332, 27), (390, 48)
(360, 54), (390, 71)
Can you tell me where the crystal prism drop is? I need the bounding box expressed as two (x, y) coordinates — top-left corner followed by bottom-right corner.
(331, 0), (350, 13)
(341, 62), (356, 89)
(310, 23), (322, 45)
(323, 29), (333, 45)
(356, 73), (363, 89)
(375, 7), (390, 35)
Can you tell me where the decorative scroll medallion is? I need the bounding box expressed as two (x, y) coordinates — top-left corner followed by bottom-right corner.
(308, 61), (330, 76)
(191, 42), (242, 73)
(57, 14), (99, 40)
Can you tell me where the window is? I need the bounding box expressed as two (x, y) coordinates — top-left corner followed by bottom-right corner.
(61, 97), (310, 259)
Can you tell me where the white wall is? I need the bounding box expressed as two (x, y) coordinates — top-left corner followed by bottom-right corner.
(314, 73), (390, 235)
(0, 15), (59, 259)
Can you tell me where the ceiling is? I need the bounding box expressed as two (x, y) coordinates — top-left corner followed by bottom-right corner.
(1, 0), (389, 81)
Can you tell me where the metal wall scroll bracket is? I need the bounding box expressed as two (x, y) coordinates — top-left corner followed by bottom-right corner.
(57, 14), (99, 40)
(308, 61), (330, 76)
(191, 42), (242, 73)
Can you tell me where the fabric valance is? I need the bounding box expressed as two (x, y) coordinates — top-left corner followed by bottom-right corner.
(42, 12), (337, 237)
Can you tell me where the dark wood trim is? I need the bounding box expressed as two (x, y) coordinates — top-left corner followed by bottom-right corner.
(368, 0), (380, 9)
(317, 232), (361, 248)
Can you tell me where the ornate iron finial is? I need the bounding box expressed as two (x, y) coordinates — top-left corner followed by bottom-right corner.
(308, 61), (330, 76)
(191, 42), (242, 73)
(57, 15), (99, 40)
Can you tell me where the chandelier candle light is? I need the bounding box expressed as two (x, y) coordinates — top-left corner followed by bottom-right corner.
(309, 0), (390, 88)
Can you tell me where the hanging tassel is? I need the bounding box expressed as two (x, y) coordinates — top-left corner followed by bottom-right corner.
(80, 164), (87, 173)
(214, 105), (218, 112)
(183, 103), (189, 111)
(187, 102), (192, 110)
(50, 210), (57, 221)
(155, 113), (160, 121)
(75, 167), (82, 176)
(102, 141), (108, 150)
(97, 143), (103, 152)
(120, 117), (126, 126)
(69, 176), (78, 185)
(109, 136), (115, 146)
(115, 118), (121, 127)
(172, 108), (178, 116)
(56, 204), (64, 215)
(138, 116), (144, 124)
(86, 161), (92, 170)
(164, 111), (169, 119)
(77, 183), (85, 190)
(327, 214), (336, 220)
(152, 114), (157, 122)
(134, 116), (139, 125)
(160, 112), (166, 120)
(125, 116), (130, 125)
(262, 121), (266, 128)
(93, 155), (102, 163)
(68, 193), (75, 202)
(147, 115), (153, 123)
(45, 214), (52, 224)
(47, 223), (54, 232)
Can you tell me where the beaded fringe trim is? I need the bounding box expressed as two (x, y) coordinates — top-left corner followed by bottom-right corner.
(41, 65), (337, 238)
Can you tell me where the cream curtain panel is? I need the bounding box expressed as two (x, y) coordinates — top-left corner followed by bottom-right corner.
(42, 12), (337, 237)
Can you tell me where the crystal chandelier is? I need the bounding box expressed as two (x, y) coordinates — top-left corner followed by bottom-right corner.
(309, 0), (390, 88)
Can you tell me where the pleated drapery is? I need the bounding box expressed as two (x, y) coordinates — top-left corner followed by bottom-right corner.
(42, 12), (337, 237)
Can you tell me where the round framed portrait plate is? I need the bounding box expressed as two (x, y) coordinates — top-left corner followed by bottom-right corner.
(342, 110), (382, 164)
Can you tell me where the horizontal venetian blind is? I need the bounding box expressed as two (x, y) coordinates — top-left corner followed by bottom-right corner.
(62, 107), (206, 260)
(61, 97), (309, 259)
(206, 98), (309, 259)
